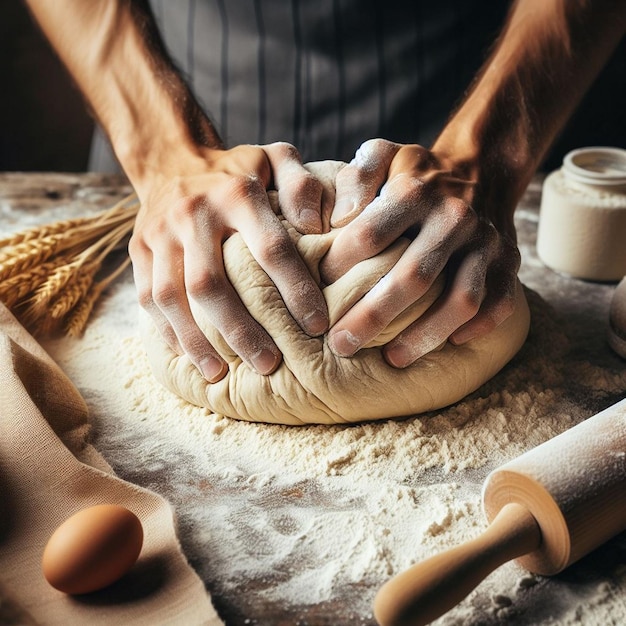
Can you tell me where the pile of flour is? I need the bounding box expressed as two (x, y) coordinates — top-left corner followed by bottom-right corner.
(46, 280), (626, 625)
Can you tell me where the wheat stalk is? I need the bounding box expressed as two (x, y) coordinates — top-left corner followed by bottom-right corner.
(0, 193), (139, 336)
(30, 259), (82, 309)
(65, 255), (132, 337)
(0, 258), (68, 309)
(26, 259), (98, 322)
(64, 283), (105, 338)
(49, 268), (96, 320)
(0, 234), (65, 282)
(0, 215), (92, 248)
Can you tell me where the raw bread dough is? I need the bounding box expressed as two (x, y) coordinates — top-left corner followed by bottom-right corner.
(139, 161), (530, 425)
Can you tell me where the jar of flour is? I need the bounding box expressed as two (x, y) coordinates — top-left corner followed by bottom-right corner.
(537, 146), (626, 281)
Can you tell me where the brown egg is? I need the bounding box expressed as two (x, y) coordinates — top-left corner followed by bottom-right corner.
(42, 504), (143, 594)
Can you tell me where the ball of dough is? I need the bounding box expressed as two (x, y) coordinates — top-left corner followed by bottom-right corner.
(139, 161), (530, 425)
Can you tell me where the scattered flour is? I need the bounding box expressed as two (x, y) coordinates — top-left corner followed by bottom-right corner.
(44, 279), (626, 625)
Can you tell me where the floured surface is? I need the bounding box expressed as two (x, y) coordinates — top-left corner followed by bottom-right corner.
(44, 280), (626, 624)
(3, 173), (625, 625)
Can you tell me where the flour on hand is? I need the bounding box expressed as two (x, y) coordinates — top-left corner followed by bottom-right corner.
(139, 161), (531, 425)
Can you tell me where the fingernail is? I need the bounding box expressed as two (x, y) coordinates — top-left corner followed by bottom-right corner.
(385, 341), (436, 367)
(384, 345), (412, 368)
(302, 309), (328, 336)
(331, 199), (355, 227)
(199, 356), (227, 383)
(450, 328), (476, 345)
(300, 208), (322, 233)
(329, 330), (361, 357)
(251, 348), (280, 375)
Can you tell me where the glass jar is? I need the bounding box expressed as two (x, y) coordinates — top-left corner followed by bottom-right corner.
(537, 147), (626, 281)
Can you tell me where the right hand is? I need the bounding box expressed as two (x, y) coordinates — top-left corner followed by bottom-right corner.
(128, 142), (331, 382)
(320, 139), (521, 368)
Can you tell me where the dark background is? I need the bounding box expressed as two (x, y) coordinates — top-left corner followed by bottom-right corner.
(1, 0), (624, 173)
(0, 0), (94, 172)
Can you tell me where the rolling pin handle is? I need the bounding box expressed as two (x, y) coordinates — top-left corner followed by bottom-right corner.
(373, 502), (542, 626)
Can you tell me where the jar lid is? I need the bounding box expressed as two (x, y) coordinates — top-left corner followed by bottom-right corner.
(563, 147), (626, 186)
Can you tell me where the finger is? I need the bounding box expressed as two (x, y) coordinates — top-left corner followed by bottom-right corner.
(327, 271), (405, 357)
(327, 214), (462, 356)
(237, 202), (329, 337)
(319, 179), (336, 234)
(331, 138), (402, 227)
(321, 173), (427, 284)
(129, 236), (183, 356)
(150, 247), (229, 382)
(448, 279), (517, 345)
(383, 247), (492, 368)
(182, 236), (282, 376)
(450, 245), (521, 345)
(263, 142), (327, 234)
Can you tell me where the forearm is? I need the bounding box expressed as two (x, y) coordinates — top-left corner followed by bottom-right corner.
(24, 0), (222, 193)
(433, 0), (626, 231)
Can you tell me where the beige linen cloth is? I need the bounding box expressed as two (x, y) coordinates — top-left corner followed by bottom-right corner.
(0, 304), (222, 625)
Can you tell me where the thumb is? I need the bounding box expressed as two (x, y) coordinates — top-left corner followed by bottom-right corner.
(263, 142), (325, 234)
(332, 138), (401, 227)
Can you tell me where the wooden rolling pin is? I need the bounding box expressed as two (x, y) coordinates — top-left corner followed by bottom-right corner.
(374, 398), (626, 626)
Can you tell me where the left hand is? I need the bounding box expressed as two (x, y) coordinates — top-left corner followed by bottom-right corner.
(320, 138), (521, 368)
(129, 143), (330, 382)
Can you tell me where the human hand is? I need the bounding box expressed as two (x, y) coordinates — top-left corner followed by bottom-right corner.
(320, 139), (521, 368)
(129, 142), (331, 382)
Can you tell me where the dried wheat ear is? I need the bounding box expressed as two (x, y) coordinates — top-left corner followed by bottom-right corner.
(0, 194), (139, 337)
